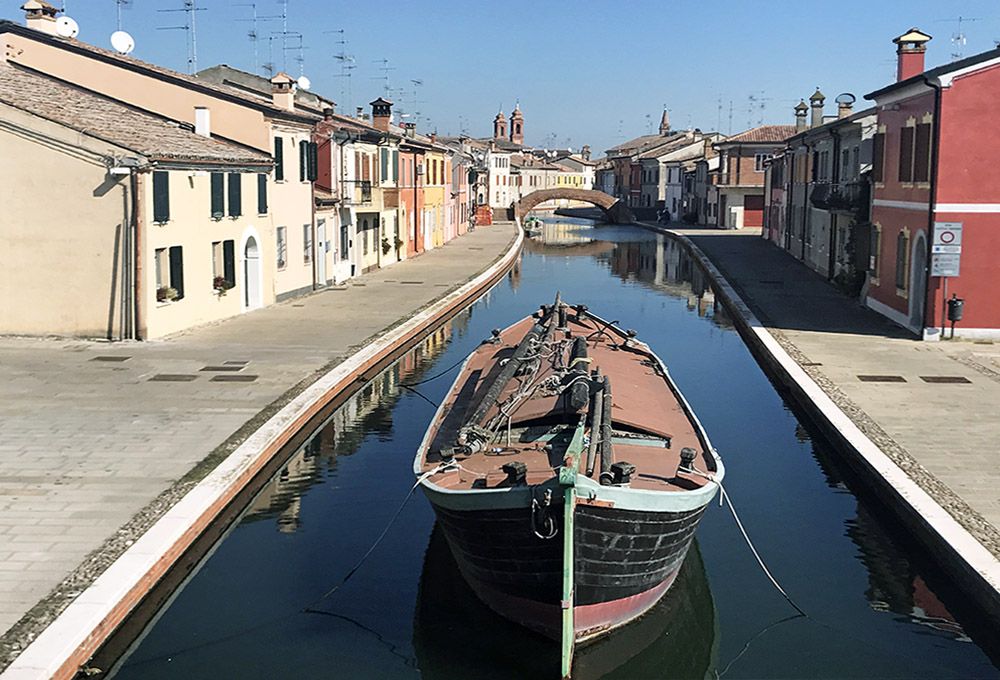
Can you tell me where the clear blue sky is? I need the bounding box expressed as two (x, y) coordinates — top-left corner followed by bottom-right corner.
(6, 0), (1000, 153)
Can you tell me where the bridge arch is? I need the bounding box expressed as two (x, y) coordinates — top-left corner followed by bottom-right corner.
(515, 188), (634, 224)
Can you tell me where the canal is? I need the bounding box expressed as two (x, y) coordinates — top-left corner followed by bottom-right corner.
(109, 217), (998, 679)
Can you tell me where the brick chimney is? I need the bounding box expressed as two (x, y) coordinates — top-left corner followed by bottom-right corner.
(809, 87), (825, 128)
(837, 94), (855, 119)
(794, 99), (808, 133)
(22, 1), (59, 36)
(894, 28), (932, 81)
(581, 144), (591, 161)
(370, 97), (392, 132)
(270, 73), (296, 111)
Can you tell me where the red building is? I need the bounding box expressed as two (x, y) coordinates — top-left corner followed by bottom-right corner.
(399, 135), (428, 259)
(866, 28), (1000, 339)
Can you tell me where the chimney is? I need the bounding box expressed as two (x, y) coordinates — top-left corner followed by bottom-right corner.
(269, 73), (296, 111)
(22, 1), (59, 36)
(403, 122), (416, 138)
(794, 99), (808, 133)
(809, 88), (825, 128)
(322, 107), (334, 121)
(194, 106), (211, 137)
(894, 28), (932, 81)
(356, 106), (364, 119)
(370, 97), (392, 132)
(581, 144), (591, 161)
(837, 94), (855, 119)
(429, 132), (437, 144)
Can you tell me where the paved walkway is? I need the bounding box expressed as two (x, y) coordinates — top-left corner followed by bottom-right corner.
(0, 224), (518, 648)
(665, 225), (1000, 558)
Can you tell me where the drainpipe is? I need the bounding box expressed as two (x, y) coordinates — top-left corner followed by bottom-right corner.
(785, 152), (795, 251)
(801, 140), (812, 262)
(922, 74), (943, 337)
(828, 127), (841, 280)
(132, 170), (145, 340)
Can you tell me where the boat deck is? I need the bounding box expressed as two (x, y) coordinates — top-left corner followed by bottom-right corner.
(419, 310), (712, 493)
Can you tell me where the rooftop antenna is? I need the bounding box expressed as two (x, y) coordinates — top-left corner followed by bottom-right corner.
(114, 0), (132, 31)
(333, 52), (356, 113)
(716, 95), (722, 133)
(937, 15), (981, 60)
(372, 58), (395, 97)
(645, 112), (652, 134)
(409, 78), (425, 125)
(748, 91), (771, 127)
(235, 3), (280, 74)
(157, 0), (205, 74)
(728, 100), (733, 135)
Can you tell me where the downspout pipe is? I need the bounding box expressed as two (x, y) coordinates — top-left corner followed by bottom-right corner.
(131, 169), (145, 340)
(829, 127), (842, 280)
(921, 74), (943, 336)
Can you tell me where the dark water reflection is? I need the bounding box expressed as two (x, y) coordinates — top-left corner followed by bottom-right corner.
(112, 218), (998, 679)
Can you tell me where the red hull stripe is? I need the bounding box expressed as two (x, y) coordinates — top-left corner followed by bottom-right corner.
(465, 566), (681, 642)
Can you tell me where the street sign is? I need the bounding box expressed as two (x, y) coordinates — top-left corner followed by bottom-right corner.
(932, 222), (962, 278)
(931, 252), (961, 277)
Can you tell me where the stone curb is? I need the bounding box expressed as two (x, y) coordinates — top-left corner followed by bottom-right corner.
(0, 225), (523, 680)
(635, 222), (1000, 621)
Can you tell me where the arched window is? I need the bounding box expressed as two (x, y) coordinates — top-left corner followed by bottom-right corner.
(895, 230), (909, 290)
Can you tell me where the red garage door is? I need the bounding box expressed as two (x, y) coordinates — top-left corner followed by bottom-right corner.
(743, 194), (764, 227)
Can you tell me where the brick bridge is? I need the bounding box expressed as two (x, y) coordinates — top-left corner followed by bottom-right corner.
(515, 188), (634, 224)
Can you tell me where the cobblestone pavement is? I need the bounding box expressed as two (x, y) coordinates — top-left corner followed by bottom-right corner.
(0, 224), (517, 642)
(668, 225), (1000, 559)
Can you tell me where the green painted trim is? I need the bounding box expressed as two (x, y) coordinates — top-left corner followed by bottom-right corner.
(561, 483), (576, 679)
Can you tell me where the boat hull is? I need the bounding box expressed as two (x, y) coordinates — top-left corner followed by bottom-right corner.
(426, 492), (708, 643)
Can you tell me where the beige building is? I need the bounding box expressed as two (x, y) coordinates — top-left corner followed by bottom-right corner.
(0, 59), (272, 339)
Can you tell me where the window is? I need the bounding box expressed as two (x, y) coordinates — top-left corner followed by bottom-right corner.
(168, 246), (184, 299)
(274, 136), (284, 181)
(340, 222), (349, 260)
(299, 140), (308, 182)
(277, 226), (287, 269)
(841, 149), (850, 182)
(212, 240), (235, 287)
(899, 126), (914, 182)
(872, 132), (885, 183)
(303, 223), (312, 263)
(895, 231), (909, 291)
(914, 123), (931, 183)
(392, 150), (399, 182)
(210, 173), (224, 218)
(257, 173), (268, 214)
(307, 142), (318, 182)
(227, 173), (242, 217)
(754, 153), (772, 172)
(152, 171), (170, 222)
(381, 148), (390, 182)
(871, 224), (882, 279)
(362, 218), (369, 255)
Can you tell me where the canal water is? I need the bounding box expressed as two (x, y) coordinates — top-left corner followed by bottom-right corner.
(112, 217), (999, 679)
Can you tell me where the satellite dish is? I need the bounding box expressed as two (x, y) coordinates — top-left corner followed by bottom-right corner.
(110, 30), (135, 55)
(55, 16), (79, 38)
(834, 92), (857, 106)
(296, 75), (311, 91)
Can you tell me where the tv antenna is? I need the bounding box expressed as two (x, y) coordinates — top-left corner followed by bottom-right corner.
(747, 91), (771, 127)
(235, 3), (280, 74)
(372, 58), (395, 97)
(157, 0), (205, 74)
(938, 15), (981, 60)
(333, 48), (356, 113)
(113, 0), (132, 31)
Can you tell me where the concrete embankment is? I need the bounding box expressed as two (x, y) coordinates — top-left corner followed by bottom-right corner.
(0, 223), (522, 679)
(637, 222), (1000, 628)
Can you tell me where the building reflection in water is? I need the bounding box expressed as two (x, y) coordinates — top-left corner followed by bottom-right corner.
(241, 318), (460, 533)
(412, 526), (717, 680)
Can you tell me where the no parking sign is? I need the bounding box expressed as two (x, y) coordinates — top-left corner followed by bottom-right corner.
(931, 222), (962, 277)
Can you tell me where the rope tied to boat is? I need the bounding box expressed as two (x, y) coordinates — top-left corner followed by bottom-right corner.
(684, 463), (808, 618)
(530, 487), (558, 540)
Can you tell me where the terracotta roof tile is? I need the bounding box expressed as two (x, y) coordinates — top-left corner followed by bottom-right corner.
(0, 62), (271, 166)
(719, 125), (797, 144)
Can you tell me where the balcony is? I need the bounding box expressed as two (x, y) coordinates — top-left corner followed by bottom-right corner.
(346, 180), (372, 205)
(810, 180), (869, 215)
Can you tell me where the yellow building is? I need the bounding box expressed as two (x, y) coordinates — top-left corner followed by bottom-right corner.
(423, 148), (447, 249)
(0, 60), (273, 339)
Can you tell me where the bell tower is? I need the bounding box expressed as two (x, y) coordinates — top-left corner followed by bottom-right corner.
(509, 103), (524, 146)
(493, 108), (507, 140)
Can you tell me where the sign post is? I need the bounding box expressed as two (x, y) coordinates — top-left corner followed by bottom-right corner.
(932, 222), (963, 335)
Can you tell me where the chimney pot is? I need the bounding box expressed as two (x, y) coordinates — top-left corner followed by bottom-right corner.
(269, 73), (296, 111)
(323, 107), (334, 121)
(22, 0), (58, 35)
(370, 97), (392, 132)
(894, 28), (932, 81)
(809, 88), (825, 128)
(194, 106), (211, 137)
(794, 99), (808, 133)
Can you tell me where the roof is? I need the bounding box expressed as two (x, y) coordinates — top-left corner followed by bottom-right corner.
(0, 20), (317, 123)
(0, 61), (271, 166)
(606, 131), (686, 154)
(717, 125), (797, 145)
(637, 134), (703, 160)
(866, 45), (1000, 100)
(198, 64), (333, 116)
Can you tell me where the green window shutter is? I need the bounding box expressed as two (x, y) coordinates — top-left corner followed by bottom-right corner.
(299, 140), (307, 181)
(274, 136), (284, 181)
(393, 150), (399, 182)
(223, 240), (235, 286)
(307, 142), (318, 181)
(169, 246), (184, 299)
(257, 173), (268, 214)
(211, 172), (224, 218)
(381, 148), (389, 182)
(228, 173), (242, 217)
(152, 171), (170, 222)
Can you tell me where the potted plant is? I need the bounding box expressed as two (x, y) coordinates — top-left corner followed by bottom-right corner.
(213, 276), (235, 295)
(381, 237), (392, 255)
(157, 286), (179, 302)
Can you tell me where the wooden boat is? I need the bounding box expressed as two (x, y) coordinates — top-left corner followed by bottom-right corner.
(413, 295), (724, 677)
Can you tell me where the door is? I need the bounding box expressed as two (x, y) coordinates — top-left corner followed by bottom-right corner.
(743, 194), (764, 228)
(910, 232), (927, 329)
(316, 219), (327, 285)
(244, 235), (262, 310)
